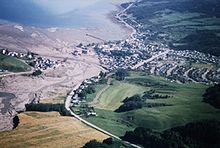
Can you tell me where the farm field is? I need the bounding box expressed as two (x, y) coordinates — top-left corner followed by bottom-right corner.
(86, 72), (220, 137)
(0, 54), (31, 72)
(0, 112), (108, 148)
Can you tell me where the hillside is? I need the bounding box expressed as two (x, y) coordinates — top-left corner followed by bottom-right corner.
(85, 71), (220, 136)
(124, 0), (220, 56)
(0, 54), (31, 72)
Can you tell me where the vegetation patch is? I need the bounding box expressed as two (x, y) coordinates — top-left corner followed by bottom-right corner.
(125, 0), (220, 56)
(121, 120), (220, 148)
(0, 54), (31, 72)
(83, 138), (130, 148)
(86, 71), (220, 137)
(203, 84), (220, 109)
(25, 103), (70, 116)
(115, 92), (171, 112)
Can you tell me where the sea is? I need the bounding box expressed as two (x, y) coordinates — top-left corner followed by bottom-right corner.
(0, 0), (118, 28)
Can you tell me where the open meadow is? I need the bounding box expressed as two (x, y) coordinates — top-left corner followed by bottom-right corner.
(86, 72), (220, 136)
(91, 80), (149, 110)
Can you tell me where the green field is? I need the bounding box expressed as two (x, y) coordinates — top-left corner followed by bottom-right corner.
(0, 54), (31, 72)
(91, 80), (149, 110)
(86, 72), (220, 136)
(86, 84), (107, 102)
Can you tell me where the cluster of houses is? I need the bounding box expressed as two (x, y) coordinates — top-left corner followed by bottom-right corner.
(77, 24), (220, 84)
(0, 49), (61, 72)
(0, 49), (34, 60)
(140, 59), (220, 84)
(72, 43), (96, 56)
(134, 48), (220, 84)
(70, 76), (100, 116)
(33, 57), (60, 71)
(80, 6), (220, 84)
(88, 39), (169, 71)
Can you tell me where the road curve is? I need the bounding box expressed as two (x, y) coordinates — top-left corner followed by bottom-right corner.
(116, 2), (137, 39)
(64, 3), (143, 147)
(65, 83), (142, 148)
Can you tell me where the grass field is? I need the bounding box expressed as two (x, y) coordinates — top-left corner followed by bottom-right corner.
(86, 72), (220, 137)
(0, 54), (31, 72)
(0, 112), (108, 148)
(86, 84), (107, 102)
(91, 80), (149, 110)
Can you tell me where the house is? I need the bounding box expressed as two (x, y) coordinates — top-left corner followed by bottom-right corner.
(87, 111), (97, 116)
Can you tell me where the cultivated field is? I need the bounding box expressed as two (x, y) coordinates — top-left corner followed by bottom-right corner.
(0, 112), (108, 148)
(86, 72), (220, 136)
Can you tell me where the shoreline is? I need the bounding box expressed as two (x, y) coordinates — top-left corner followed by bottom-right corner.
(0, 0), (134, 135)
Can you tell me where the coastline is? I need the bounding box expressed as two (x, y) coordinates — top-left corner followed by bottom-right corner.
(0, 0), (144, 147)
(0, 0), (134, 133)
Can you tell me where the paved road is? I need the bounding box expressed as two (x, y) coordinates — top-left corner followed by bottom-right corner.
(116, 2), (137, 39)
(132, 50), (170, 69)
(65, 83), (142, 148)
(64, 4), (144, 146)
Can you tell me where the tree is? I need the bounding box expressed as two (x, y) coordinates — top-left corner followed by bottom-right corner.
(121, 120), (220, 148)
(115, 69), (129, 81)
(99, 71), (106, 78)
(203, 84), (220, 109)
(32, 70), (42, 76)
(13, 115), (20, 129)
(83, 140), (109, 148)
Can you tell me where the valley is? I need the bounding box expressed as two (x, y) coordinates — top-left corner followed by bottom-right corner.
(0, 0), (220, 147)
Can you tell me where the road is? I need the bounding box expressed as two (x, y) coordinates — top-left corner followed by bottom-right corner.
(166, 65), (177, 77)
(65, 82), (142, 148)
(63, 4), (144, 146)
(183, 68), (197, 83)
(116, 1), (137, 39)
(132, 50), (170, 69)
(0, 70), (33, 78)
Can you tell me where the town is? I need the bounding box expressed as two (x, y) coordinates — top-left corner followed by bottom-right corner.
(66, 1), (220, 117)
(75, 11), (220, 85)
(0, 49), (62, 74)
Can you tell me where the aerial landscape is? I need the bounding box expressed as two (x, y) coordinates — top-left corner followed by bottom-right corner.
(0, 0), (220, 148)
